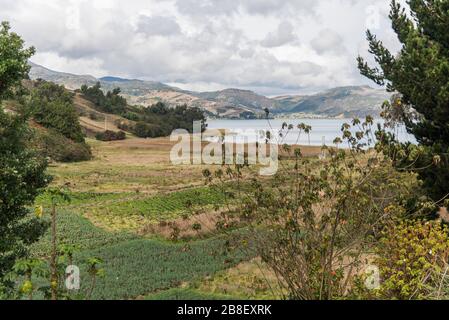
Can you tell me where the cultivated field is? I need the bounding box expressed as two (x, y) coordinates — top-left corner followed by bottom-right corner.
(33, 135), (323, 300)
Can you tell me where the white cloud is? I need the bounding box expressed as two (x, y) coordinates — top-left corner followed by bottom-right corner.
(0, 0), (402, 95)
(261, 21), (298, 48)
(310, 29), (345, 54)
(137, 15), (181, 36)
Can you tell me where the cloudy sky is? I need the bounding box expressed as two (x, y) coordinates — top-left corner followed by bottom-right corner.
(2, 0), (403, 95)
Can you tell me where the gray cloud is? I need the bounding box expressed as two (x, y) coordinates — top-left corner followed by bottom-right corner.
(261, 21), (297, 48)
(137, 15), (181, 36)
(0, 0), (399, 95)
(311, 29), (346, 54)
(291, 62), (323, 76)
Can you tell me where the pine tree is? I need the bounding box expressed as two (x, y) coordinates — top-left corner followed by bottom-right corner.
(358, 0), (449, 201)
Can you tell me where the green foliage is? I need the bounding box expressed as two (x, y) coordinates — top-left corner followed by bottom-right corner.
(95, 130), (126, 142)
(0, 108), (50, 290)
(132, 103), (207, 138)
(89, 187), (225, 221)
(80, 83), (207, 138)
(357, 220), (449, 300)
(205, 118), (417, 300)
(9, 247), (105, 300)
(358, 0), (449, 201)
(35, 191), (135, 208)
(0, 21), (35, 99)
(0, 22), (50, 293)
(26, 80), (86, 143)
(30, 210), (137, 258)
(75, 236), (247, 300)
(21, 80), (92, 162)
(80, 82), (127, 115)
(29, 127), (92, 162)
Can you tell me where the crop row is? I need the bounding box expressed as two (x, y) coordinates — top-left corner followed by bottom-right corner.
(85, 187), (226, 220)
(30, 210), (137, 258)
(75, 236), (248, 300)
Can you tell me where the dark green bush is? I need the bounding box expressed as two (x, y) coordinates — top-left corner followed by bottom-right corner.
(26, 80), (86, 143)
(80, 83), (127, 114)
(30, 128), (92, 162)
(95, 130), (126, 142)
(132, 103), (207, 138)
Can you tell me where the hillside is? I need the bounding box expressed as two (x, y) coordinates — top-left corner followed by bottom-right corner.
(273, 86), (390, 118)
(29, 62), (98, 90)
(29, 62), (390, 118)
(195, 88), (278, 112)
(73, 93), (134, 137)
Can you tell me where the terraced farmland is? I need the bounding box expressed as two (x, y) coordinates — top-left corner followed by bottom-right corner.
(76, 236), (248, 300)
(30, 137), (321, 299)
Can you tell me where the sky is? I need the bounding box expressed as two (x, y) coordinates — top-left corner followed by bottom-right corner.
(1, 0), (404, 96)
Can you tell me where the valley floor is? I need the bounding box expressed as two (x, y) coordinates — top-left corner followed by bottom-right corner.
(33, 136), (323, 300)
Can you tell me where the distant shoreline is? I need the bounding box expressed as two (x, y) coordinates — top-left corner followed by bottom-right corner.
(207, 116), (382, 121)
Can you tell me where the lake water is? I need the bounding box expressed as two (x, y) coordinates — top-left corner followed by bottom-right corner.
(207, 119), (415, 147)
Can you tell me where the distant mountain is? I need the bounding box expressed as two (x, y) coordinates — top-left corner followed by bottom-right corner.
(195, 88), (278, 112)
(29, 61), (174, 94)
(29, 62), (390, 118)
(273, 86), (390, 118)
(99, 76), (132, 82)
(28, 62), (98, 90)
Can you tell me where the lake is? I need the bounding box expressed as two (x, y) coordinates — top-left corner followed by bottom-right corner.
(207, 119), (415, 146)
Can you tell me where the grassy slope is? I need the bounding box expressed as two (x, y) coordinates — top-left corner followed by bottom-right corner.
(32, 134), (324, 300)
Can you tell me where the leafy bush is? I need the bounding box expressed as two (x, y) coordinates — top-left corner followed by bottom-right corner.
(26, 80), (86, 143)
(95, 130), (126, 142)
(204, 117), (417, 300)
(0, 22), (50, 293)
(80, 83), (127, 115)
(30, 127), (92, 162)
(0, 108), (50, 291)
(132, 103), (207, 138)
(121, 111), (140, 122)
(362, 220), (449, 300)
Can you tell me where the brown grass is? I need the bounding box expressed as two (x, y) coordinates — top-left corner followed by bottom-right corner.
(139, 210), (229, 239)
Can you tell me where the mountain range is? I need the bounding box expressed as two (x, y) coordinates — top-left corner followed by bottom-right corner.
(29, 62), (391, 119)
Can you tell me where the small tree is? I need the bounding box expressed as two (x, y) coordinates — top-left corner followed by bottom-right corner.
(0, 21), (35, 99)
(358, 0), (449, 202)
(205, 119), (417, 299)
(0, 21), (50, 292)
(0, 109), (50, 290)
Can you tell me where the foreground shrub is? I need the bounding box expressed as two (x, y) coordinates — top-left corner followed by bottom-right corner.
(0, 22), (50, 294)
(205, 118), (417, 300)
(363, 220), (449, 300)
